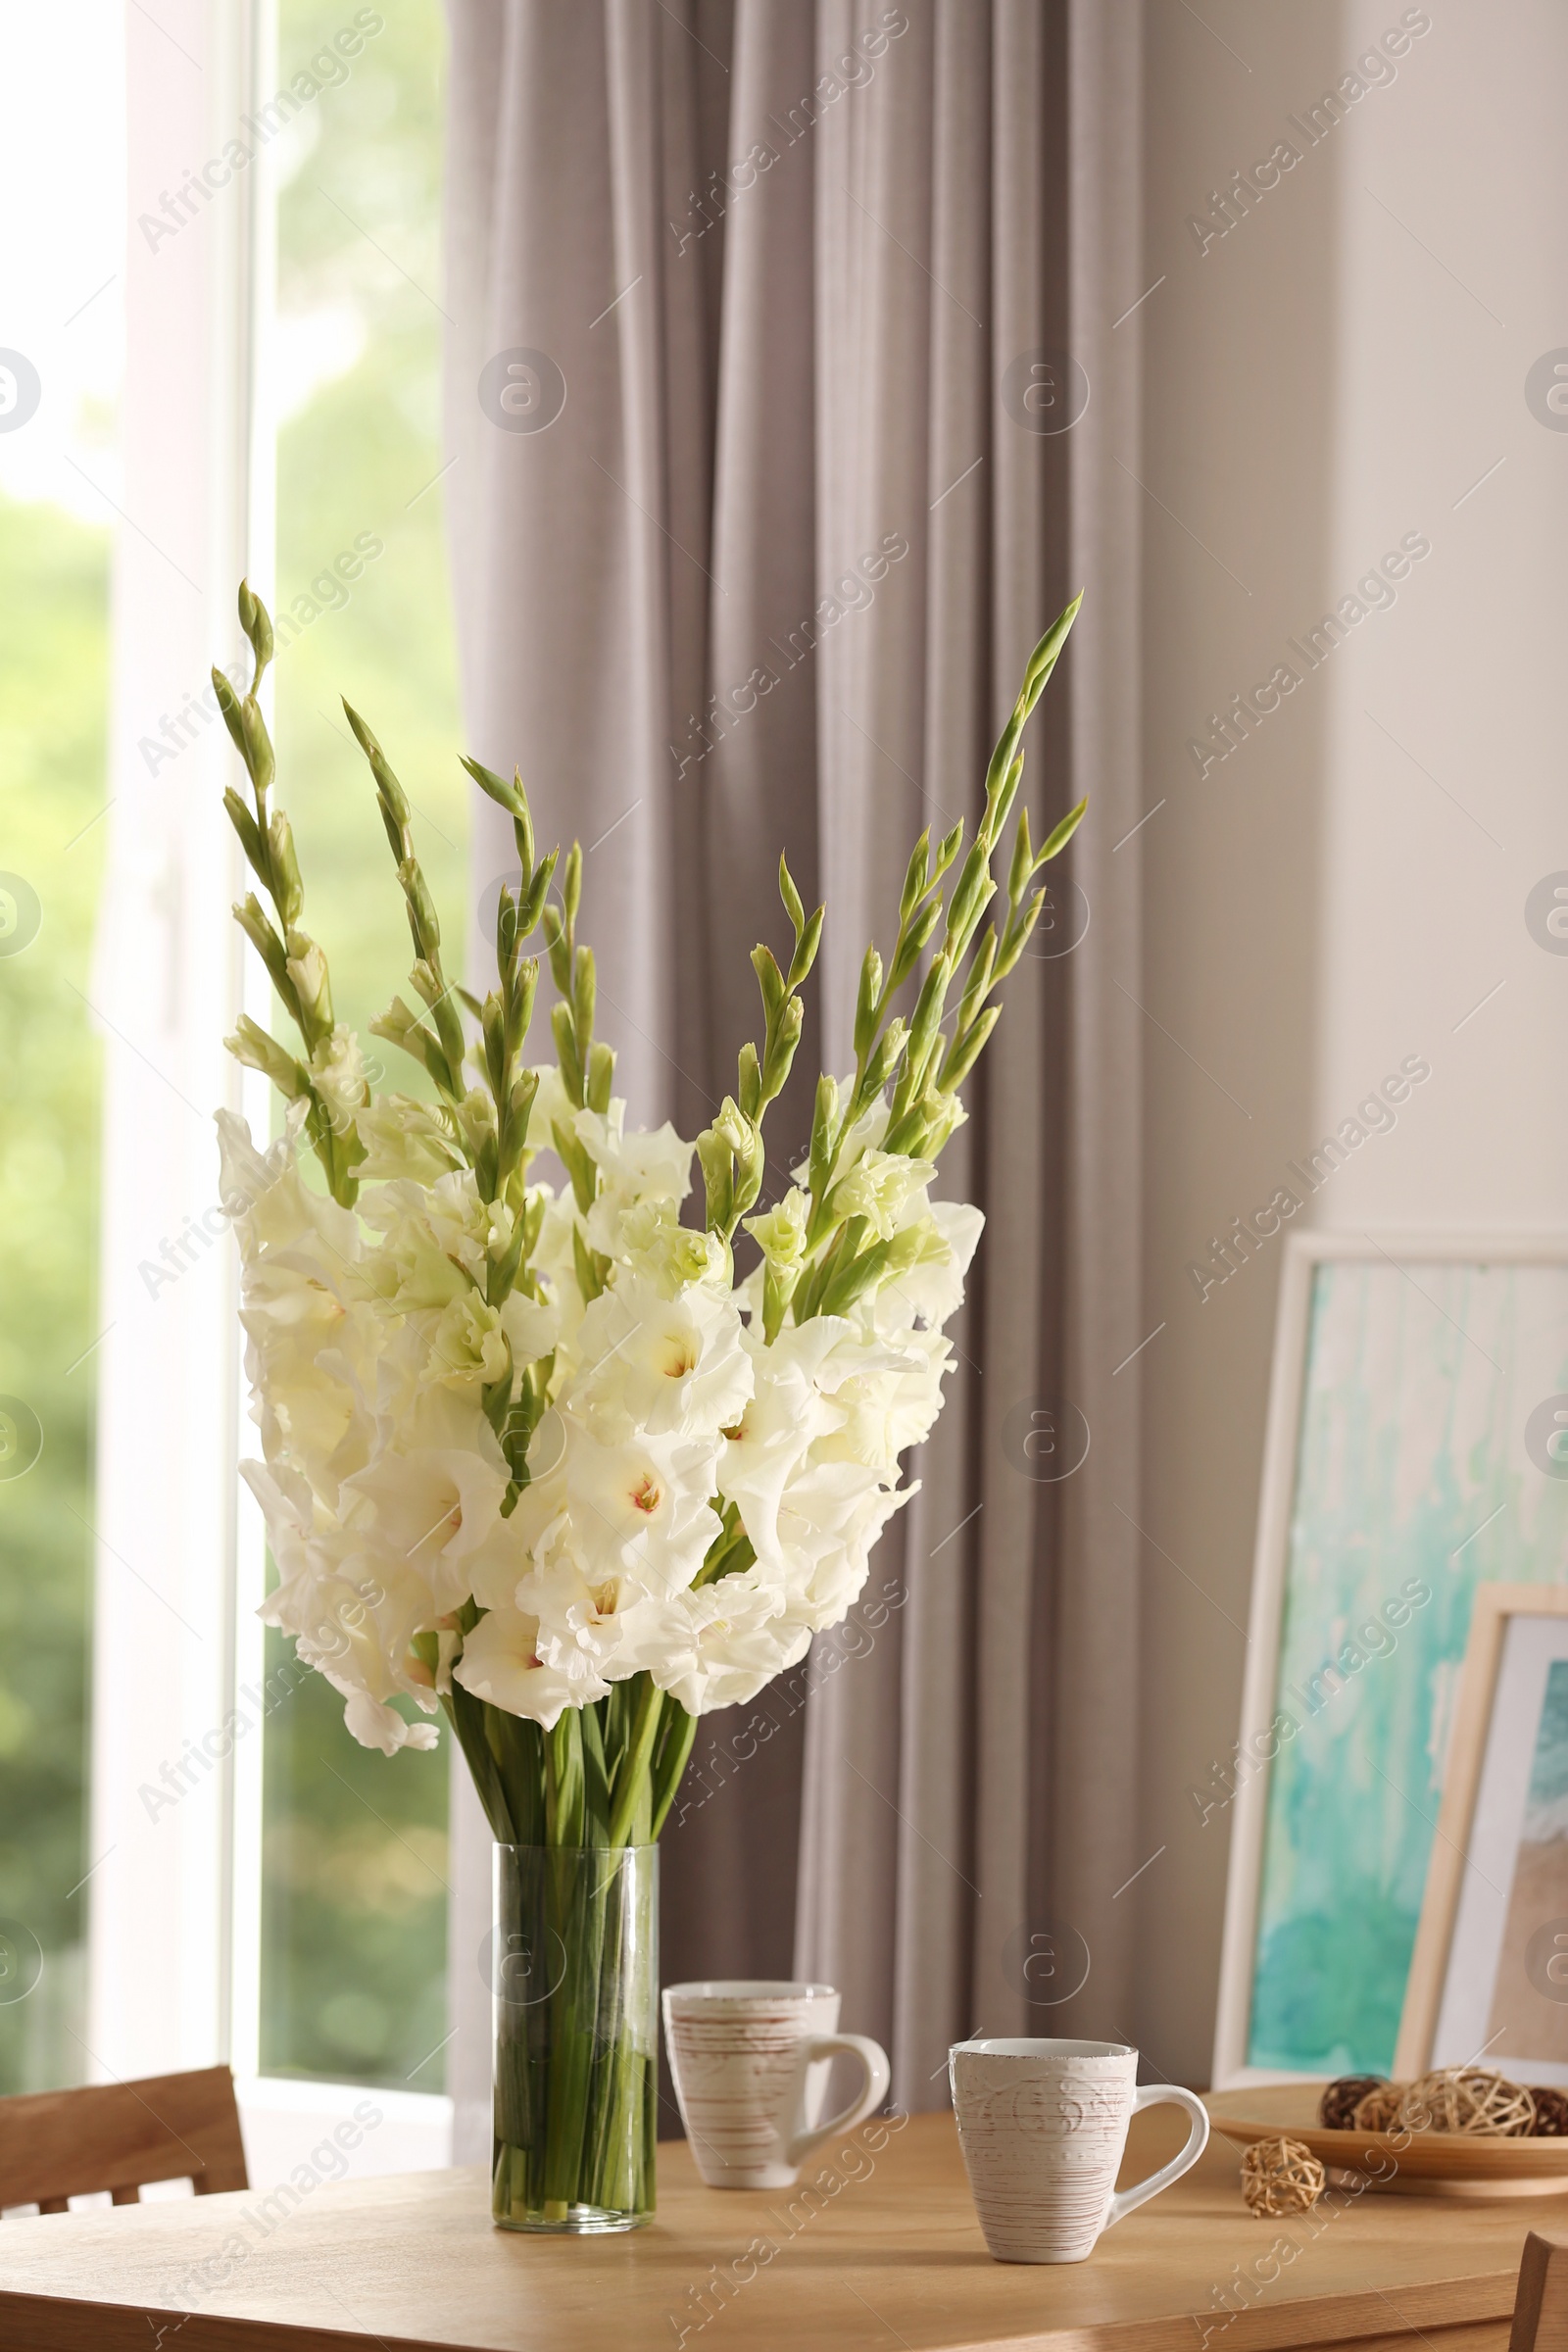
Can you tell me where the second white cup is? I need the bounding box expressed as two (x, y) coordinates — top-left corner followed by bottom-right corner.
(950, 2037), (1209, 2264)
(663, 1980), (891, 2189)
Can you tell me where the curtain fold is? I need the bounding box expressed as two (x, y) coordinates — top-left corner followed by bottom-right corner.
(443, 0), (1143, 2127)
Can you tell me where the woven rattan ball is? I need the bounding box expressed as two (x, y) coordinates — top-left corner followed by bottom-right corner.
(1530, 2086), (1568, 2137)
(1319, 2076), (1388, 2132)
(1241, 2135), (1327, 2218)
(1351, 2081), (1405, 2132)
(1397, 2068), (1536, 2138)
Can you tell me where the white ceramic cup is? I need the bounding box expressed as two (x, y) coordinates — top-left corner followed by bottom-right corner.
(663, 1980), (891, 2189)
(949, 2037), (1209, 2264)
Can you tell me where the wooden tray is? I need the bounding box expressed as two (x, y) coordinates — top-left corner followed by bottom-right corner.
(1209, 2082), (1568, 2198)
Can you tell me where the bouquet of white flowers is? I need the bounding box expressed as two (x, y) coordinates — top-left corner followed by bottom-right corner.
(213, 584), (1082, 1859)
(212, 581), (1083, 2234)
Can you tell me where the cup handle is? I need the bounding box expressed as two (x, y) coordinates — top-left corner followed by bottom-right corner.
(782, 2034), (891, 2168)
(1103, 2084), (1209, 2230)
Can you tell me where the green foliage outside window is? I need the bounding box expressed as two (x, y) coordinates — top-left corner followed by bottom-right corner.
(0, 0), (466, 2099)
(259, 0), (465, 2090)
(0, 497), (108, 2092)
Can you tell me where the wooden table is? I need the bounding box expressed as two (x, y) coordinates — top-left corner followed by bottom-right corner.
(0, 2097), (1551, 2350)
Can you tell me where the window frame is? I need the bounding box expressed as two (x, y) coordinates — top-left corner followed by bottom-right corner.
(88, 0), (450, 2175)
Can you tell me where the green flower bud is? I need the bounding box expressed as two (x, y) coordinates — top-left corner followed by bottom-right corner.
(238, 697), (274, 795)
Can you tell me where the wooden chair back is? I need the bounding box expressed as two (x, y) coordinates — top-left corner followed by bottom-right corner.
(0, 2065), (248, 2214)
(1513, 2230), (1568, 2352)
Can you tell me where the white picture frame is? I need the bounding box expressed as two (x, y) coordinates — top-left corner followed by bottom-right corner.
(1396, 1585), (1568, 2083)
(1210, 1231), (1568, 2092)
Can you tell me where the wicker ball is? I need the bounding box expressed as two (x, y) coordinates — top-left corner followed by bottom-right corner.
(1351, 2081), (1405, 2132)
(1397, 2068), (1536, 2138)
(1241, 2134), (1327, 2217)
(1319, 2076), (1388, 2132)
(1529, 2086), (1568, 2137)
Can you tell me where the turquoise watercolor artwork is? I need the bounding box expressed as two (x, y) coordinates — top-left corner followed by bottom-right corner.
(1247, 1258), (1568, 2075)
(1524, 1660), (1568, 1844)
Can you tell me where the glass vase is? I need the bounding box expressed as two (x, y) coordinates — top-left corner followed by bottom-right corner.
(490, 1843), (658, 2232)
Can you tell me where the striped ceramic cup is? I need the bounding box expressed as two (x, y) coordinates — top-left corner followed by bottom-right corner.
(663, 1981), (890, 2189)
(949, 2038), (1208, 2263)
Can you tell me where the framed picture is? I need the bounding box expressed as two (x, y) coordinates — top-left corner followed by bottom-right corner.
(1395, 1586), (1568, 2082)
(1211, 1233), (1568, 2089)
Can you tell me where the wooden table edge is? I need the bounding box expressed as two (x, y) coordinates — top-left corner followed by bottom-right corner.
(0, 2264), (1524, 2352)
(0, 2283), (466, 2352)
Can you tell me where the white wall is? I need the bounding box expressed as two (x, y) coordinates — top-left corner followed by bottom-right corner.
(1135, 0), (1568, 2082)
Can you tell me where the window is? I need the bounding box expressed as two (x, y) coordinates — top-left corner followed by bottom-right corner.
(54, 0), (463, 2170)
(0, 2), (124, 2093)
(259, 0), (463, 2097)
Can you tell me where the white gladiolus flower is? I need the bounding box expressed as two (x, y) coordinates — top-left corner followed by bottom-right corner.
(528, 1186), (588, 1348)
(284, 936), (330, 1016)
(453, 1087), (498, 1163)
(516, 1418), (723, 1597)
(268, 1547), (430, 1698)
(871, 1199), (984, 1337)
(811, 1328), (952, 1471)
(354, 1093), (466, 1185)
(219, 1102), (360, 1266)
(625, 1570), (812, 1716)
(716, 1319), (851, 1569)
(518, 1544), (640, 1684)
(428, 1291), (510, 1386)
(567, 1271), (752, 1442)
(789, 1336), (940, 1477)
(236, 1259), (378, 1507)
(454, 1601), (611, 1727)
(246, 1463), (442, 1748)
(575, 1101), (693, 1258)
(774, 1457), (915, 1635)
(341, 1387), (516, 1615)
(793, 1084), (888, 1190)
(425, 1167), (513, 1279)
(743, 1188), (809, 1276)
(615, 1199), (726, 1295)
(827, 1150), (936, 1241)
(239, 1455), (316, 1544)
(356, 1194), (471, 1311)
(309, 1024), (367, 1138)
(344, 1693), (442, 1755)
(217, 1101), (303, 1223)
(499, 1289), (560, 1368)
(522, 1061), (578, 1158)
(219, 1111), (379, 1509)
(361, 1168), (506, 1294)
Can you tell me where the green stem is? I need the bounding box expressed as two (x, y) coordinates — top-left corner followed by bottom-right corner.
(651, 1705), (698, 1838)
(538, 1847), (608, 2213)
(607, 1676), (662, 1849)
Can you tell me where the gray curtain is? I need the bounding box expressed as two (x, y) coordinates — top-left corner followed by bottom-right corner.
(442, 0), (1143, 2129)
